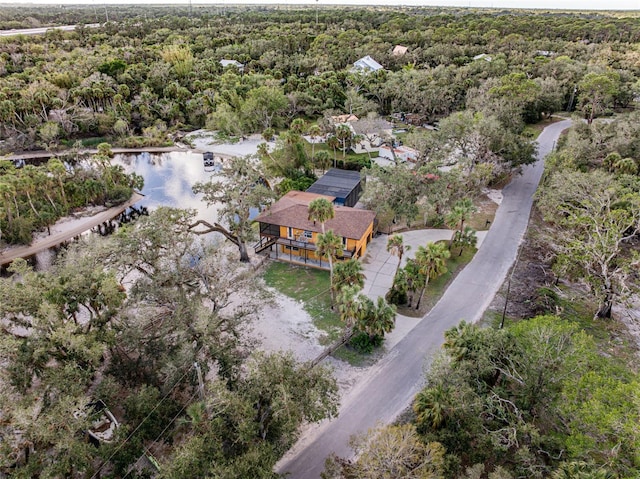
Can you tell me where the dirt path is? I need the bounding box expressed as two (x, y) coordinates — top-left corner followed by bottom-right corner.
(0, 192), (144, 266)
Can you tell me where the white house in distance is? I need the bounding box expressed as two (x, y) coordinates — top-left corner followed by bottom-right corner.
(352, 55), (384, 73)
(220, 59), (245, 71)
(330, 115), (393, 155)
(350, 118), (394, 154)
(378, 145), (420, 163)
(472, 53), (492, 62)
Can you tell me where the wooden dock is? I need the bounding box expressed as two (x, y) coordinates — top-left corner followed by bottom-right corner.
(0, 192), (144, 266)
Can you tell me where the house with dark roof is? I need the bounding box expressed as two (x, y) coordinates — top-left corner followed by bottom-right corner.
(306, 168), (362, 207)
(254, 190), (375, 268)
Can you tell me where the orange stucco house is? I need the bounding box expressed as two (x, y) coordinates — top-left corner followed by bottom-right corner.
(254, 191), (376, 269)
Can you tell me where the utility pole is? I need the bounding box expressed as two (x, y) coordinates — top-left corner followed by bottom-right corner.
(104, 3), (109, 23)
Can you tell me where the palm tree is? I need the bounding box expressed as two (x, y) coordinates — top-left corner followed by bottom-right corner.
(551, 462), (615, 479)
(290, 118), (307, 135)
(19, 166), (42, 218)
(357, 296), (396, 341)
(451, 226), (477, 256)
(326, 134), (339, 168)
(0, 177), (16, 227)
(386, 234), (409, 280)
(414, 384), (451, 430)
(333, 258), (365, 296)
(445, 198), (476, 249)
(335, 124), (352, 162)
(313, 150), (331, 174)
(308, 124), (322, 160)
(47, 158), (69, 209)
(414, 242), (450, 310)
(403, 259), (424, 308)
(337, 285), (361, 329)
(308, 198), (334, 234)
(316, 230), (343, 304)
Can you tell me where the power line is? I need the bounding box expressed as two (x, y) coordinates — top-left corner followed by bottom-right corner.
(121, 389), (200, 479)
(90, 353), (202, 479)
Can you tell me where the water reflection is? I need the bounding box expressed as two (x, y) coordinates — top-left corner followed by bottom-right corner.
(112, 151), (221, 222)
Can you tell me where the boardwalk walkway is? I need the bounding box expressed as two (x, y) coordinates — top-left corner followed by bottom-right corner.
(0, 192), (144, 266)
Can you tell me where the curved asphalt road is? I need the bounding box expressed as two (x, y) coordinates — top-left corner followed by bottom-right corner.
(276, 119), (573, 478)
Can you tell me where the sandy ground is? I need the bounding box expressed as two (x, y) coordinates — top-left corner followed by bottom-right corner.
(185, 130), (275, 158)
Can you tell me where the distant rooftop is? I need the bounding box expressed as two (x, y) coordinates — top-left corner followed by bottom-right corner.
(392, 45), (408, 56)
(331, 114), (359, 125)
(352, 55), (384, 73)
(220, 59), (244, 69)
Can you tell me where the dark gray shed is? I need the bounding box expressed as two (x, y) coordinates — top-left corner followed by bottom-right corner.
(306, 168), (362, 207)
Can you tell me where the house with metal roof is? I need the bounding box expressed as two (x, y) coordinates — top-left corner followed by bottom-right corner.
(219, 59), (245, 71)
(253, 190), (375, 269)
(352, 55), (384, 73)
(306, 168), (362, 207)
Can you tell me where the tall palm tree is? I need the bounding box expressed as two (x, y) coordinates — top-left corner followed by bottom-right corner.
(313, 150), (331, 174)
(0, 177), (16, 227)
(308, 198), (334, 234)
(47, 158), (69, 209)
(335, 124), (352, 162)
(333, 258), (365, 296)
(308, 124), (322, 160)
(336, 285), (361, 329)
(19, 166), (42, 218)
(326, 134), (339, 168)
(414, 242), (450, 310)
(403, 258), (424, 308)
(386, 234), (409, 280)
(316, 230), (343, 305)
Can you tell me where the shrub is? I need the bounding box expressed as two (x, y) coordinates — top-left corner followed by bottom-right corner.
(105, 185), (133, 206)
(349, 331), (383, 354)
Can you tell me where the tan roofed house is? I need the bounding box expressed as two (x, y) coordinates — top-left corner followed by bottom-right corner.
(254, 191), (376, 269)
(330, 114), (359, 126)
(392, 45), (408, 56)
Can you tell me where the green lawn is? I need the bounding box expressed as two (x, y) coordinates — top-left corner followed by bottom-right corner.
(262, 261), (382, 365)
(262, 262), (342, 342)
(304, 141), (372, 169)
(399, 245), (477, 318)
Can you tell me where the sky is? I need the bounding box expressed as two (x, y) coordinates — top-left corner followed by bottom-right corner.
(0, 0), (638, 9)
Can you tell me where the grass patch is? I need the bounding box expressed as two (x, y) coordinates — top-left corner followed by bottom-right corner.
(262, 261), (387, 365)
(398, 245), (476, 318)
(262, 261), (342, 342)
(332, 345), (376, 366)
(304, 141), (372, 170)
(522, 116), (567, 139)
(467, 196), (499, 231)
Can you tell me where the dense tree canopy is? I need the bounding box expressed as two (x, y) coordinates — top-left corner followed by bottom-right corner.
(0, 208), (338, 476)
(1, 6), (639, 154)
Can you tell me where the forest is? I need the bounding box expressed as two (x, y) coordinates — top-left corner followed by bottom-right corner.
(0, 4), (639, 479)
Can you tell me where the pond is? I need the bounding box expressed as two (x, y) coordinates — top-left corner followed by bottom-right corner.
(111, 151), (221, 222)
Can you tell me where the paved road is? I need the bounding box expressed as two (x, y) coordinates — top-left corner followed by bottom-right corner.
(0, 24), (100, 37)
(276, 119), (572, 478)
(0, 193), (143, 266)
